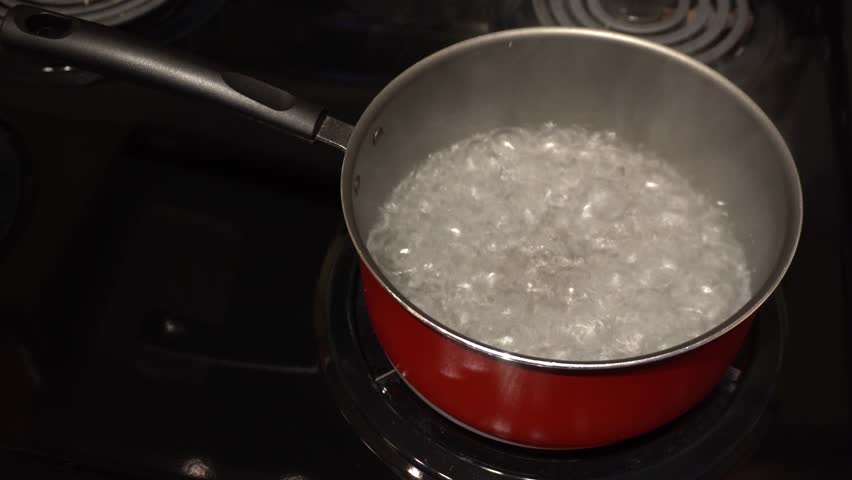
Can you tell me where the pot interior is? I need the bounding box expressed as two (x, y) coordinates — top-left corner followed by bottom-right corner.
(344, 29), (801, 357)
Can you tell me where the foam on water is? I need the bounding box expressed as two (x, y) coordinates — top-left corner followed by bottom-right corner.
(366, 124), (752, 361)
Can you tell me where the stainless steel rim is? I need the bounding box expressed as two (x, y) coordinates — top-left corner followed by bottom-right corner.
(341, 27), (803, 371)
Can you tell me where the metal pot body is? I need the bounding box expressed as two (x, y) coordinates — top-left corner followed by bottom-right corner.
(342, 29), (801, 448)
(363, 266), (753, 448)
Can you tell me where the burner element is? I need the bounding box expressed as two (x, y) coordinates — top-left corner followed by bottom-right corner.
(601, 0), (675, 24)
(0, 0), (170, 26)
(316, 236), (787, 480)
(502, 0), (797, 116)
(530, 0), (752, 64)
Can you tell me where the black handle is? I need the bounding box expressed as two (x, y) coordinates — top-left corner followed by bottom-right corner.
(0, 6), (326, 141)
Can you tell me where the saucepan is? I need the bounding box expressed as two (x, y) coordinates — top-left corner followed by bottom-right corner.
(0, 6), (801, 449)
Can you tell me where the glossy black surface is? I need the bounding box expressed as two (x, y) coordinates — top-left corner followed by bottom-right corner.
(0, 1), (849, 479)
(0, 124), (25, 257)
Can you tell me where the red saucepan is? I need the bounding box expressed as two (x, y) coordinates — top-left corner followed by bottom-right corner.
(0, 6), (801, 449)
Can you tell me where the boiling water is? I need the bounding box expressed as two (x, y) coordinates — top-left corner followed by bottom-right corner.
(366, 124), (751, 361)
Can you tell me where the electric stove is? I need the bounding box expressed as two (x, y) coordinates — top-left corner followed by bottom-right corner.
(0, 1), (849, 479)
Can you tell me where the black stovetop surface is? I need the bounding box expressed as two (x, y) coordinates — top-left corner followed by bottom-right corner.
(0, 1), (849, 479)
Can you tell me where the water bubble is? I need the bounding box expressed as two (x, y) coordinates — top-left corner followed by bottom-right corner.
(366, 124), (751, 361)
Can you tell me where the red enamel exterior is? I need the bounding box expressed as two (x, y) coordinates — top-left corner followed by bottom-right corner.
(361, 263), (754, 449)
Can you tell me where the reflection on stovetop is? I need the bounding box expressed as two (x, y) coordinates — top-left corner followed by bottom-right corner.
(42, 131), (340, 372)
(0, 1), (849, 479)
(5, 131), (370, 479)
